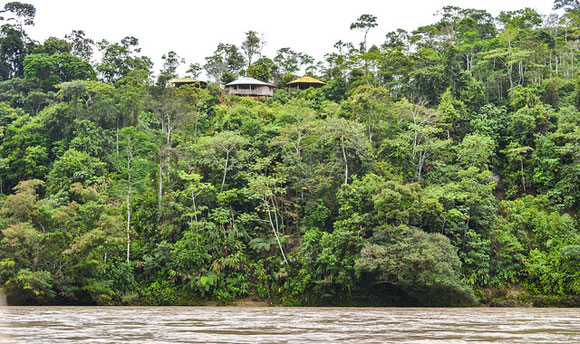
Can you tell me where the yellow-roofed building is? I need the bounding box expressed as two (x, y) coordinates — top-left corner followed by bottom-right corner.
(286, 76), (326, 92)
(169, 78), (207, 88)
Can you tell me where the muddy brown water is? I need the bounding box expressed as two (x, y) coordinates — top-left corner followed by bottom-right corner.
(1, 306), (580, 343)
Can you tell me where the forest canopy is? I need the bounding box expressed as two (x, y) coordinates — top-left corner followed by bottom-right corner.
(1, 2), (580, 306)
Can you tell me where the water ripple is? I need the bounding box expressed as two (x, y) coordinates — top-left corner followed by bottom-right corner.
(1, 307), (580, 343)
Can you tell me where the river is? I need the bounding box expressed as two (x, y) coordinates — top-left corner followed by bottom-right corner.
(1, 306), (580, 343)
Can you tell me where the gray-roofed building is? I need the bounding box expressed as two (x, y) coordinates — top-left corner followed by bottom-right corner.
(225, 77), (275, 97)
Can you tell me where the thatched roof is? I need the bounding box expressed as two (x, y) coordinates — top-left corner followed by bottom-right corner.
(170, 78), (207, 84)
(225, 77), (274, 87)
(287, 76), (326, 85)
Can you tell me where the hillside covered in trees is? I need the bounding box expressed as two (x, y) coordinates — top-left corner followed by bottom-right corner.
(2, 1), (580, 306)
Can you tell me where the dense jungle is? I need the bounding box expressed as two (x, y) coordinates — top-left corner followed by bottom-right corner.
(1, 1), (580, 306)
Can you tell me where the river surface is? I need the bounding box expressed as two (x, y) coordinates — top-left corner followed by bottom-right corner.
(1, 306), (580, 343)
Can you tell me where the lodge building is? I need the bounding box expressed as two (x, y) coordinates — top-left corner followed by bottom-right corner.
(169, 78), (208, 88)
(225, 77), (275, 97)
(286, 76), (325, 92)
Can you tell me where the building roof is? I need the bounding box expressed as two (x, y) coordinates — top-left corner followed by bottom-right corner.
(170, 78), (207, 84)
(286, 76), (326, 85)
(225, 77), (274, 87)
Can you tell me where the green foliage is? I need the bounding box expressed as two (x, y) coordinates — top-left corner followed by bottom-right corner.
(247, 57), (277, 82)
(356, 225), (477, 306)
(24, 52), (96, 90)
(46, 149), (105, 193)
(96, 37), (152, 83)
(2, 4), (580, 307)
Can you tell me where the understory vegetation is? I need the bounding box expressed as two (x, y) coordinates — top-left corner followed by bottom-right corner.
(2, 1), (580, 306)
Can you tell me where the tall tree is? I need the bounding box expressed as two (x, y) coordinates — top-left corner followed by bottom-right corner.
(186, 63), (202, 79)
(97, 37), (152, 83)
(65, 30), (95, 61)
(157, 51), (184, 87)
(197, 131), (249, 188)
(203, 43), (244, 83)
(350, 14), (378, 52)
(274, 47), (312, 75)
(317, 117), (370, 185)
(0, 2), (36, 80)
(116, 127), (157, 263)
(1, 2), (35, 27)
(241, 30), (264, 69)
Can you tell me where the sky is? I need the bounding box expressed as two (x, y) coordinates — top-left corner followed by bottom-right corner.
(21, 0), (556, 76)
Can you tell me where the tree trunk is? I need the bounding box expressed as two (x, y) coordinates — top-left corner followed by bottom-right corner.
(158, 154), (163, 210)
(159, 116), (166, 209)
(520, 159), (526, 193)
(341, 137), (349, 184)
(264, 198), (288, 266)
(126, 167), (131, 264)
(166, 117), (172, 185)
(417, 150), (426, 181)
(571, 48), (574, 80)
(222, 150), (230, 188)
(191, 190), (198, 228)
(166, 155), (171, 184)
(116, 119), (119, 155)
(507, 62), (514, 89)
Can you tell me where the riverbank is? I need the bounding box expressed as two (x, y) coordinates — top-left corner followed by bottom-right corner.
(478, 287), (580, 307)
(4, 285), (580, 308)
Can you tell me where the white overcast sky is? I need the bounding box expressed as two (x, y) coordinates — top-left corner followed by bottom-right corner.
(22, 0), (555, 75)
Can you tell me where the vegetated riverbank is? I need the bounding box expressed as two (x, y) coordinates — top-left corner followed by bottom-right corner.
(478, 288), (580, 308)
(4, 2), (580, 308)
(5, 286), (580, 308)
(193, 292), (580, 308)
(0, 290), (7, 306)
(235, 291), (580, 308)
(225, 293), (580, 308)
